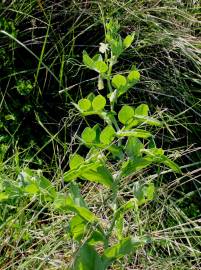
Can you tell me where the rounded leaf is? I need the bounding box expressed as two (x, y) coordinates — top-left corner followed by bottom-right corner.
(78, 99), (91, 111)
(118, 105), (134, 125)
(123, 34), (135, 49)
(112, 74), (127, 90)
(95, 61), (108, 73)
(135, 104), (149, 116)
(92, 95), (106, 111)
(83, 51), (94, 69)
(69, 154), (84, 170)
(100, 125), (116, 145)
(81, 127), (96, 143)
(127, 70), (140, 82)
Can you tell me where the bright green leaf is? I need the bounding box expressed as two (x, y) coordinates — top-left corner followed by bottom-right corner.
(134, 182), (155, 206)
(81, 127), (96, 144)
(118, 105), (134, 125)
(74, 244), (104, 270)
(126, 137), (144, 159)
(135, 104), (149, 116)
(112, 74), (127, 90)
(122, 158), (152, 177)
(162, 156), (181, 173)
(100, 125), (116, 145)
(0, 192), (9, 201)
(78, 99), (91, 112)
(92, 54), (102, 62)
(123, 34), (135, 49)
(117, 129), (152, 139)
(92, 95), (106, 111)
(69, 182), (87, 208)
(83, 51), (95, 69)
(95, 61), (108, 73)
(88, 230), (106, 245)
(69, 154), (84, 170)
(69, 215), (87, 241)
(135, 115), (162, 126)
(127, 70), (140, 82)
(24, 183), (39, 194)
(103, 237), (147, 267)
(55, 195), (97, 222)
(63, 161), (101, 182)
(81, 165), (114, 188)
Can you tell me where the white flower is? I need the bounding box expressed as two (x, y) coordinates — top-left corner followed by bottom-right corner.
(99, 43), (109, 54)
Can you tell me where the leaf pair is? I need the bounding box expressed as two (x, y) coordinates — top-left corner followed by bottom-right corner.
(77, 94), (106, 113)
(112, 70), (140, 97)
(81, 124), (116, 147)
(118, 104), (161, 128)
(83, 51), (108, 73)
(73, 236), (148, 270)
(64, 153), (114, 188)
(122, 146), (181, 177)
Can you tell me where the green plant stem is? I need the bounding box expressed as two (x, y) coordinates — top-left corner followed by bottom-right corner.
(105, 172), (122, 247)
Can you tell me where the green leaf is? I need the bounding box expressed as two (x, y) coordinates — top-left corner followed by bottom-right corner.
(108, 145), (124, 159)
(123, 34), (135, 49)
(127, 70), (140, 82)
(103, 237), (147, 266)
(142, 149), (181, 173)
(92, 95), (106, 111)
(81, 127), (96, 144)
(122, 158), (152, 177)
(100, 125), (116, 145)
(64, 161), (101, 182)
(162, 156), (181, 173)
(111, 36), (123, 56)
(81, 165), (114, 188)
(38, 175), (57, 200)
(78, 99), (91, 112)
(125, 137), (144, 159)
(134, 182), (155, 206)
(95, 61), (108, 73)
(117, 129), (152, 139)
(135, 104), (149, 116)
(142, 148), (164, 158)
(83, 51), (95, 69)
(74, 244), (104, 270)
(54, 195), (97, 222)
(24, 183), (39, 194)
(69, 182), (87, 208)
(69, 154), (85, 170)
(88, 230), (106, 245)
(92, 124), (101, 144)
(87, 93), (96, 102)
(112, 74), (127, 90)
(135, 115), (162, 126)
(92, 54), (102, 62)
(118, 105), (134, 125)
(0, 192), (9, 201)
(69, 215), (87, 241)
(19, 169), (56, 200)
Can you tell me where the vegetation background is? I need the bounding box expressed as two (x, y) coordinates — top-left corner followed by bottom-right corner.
(0, 0), (200, 269)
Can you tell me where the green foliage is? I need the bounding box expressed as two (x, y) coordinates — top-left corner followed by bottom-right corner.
(16, 79), (33, 96)
(0, 14), (185, 269)
(61, 18), (181, 269)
